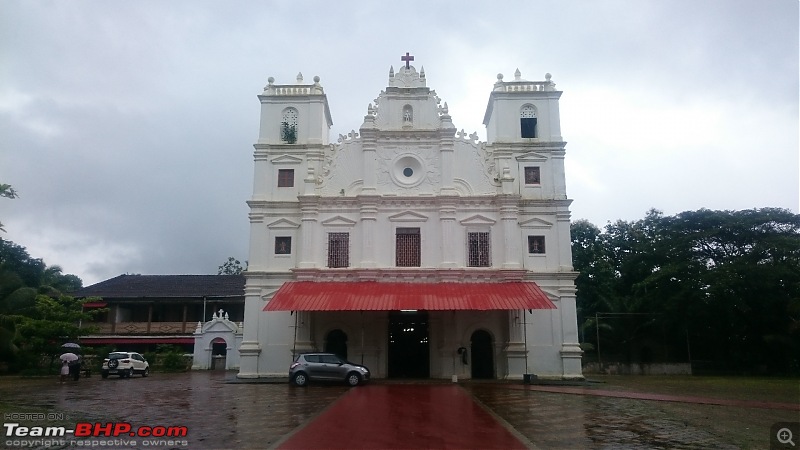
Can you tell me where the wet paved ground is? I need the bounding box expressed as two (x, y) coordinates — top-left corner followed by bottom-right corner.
(278, 384), (528, 449)
(0, 372), (797, 449)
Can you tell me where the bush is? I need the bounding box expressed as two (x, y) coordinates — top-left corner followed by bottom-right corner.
(150, 345), (190, 372)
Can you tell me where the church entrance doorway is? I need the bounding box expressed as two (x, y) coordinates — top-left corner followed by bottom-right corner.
(388, 311), (429, 378)
(324, 329), (348, 360)
(211, 337), (227, 370)
(470, 330), (494, 379)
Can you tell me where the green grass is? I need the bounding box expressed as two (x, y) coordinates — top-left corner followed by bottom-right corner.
(591, 374), (800, 404)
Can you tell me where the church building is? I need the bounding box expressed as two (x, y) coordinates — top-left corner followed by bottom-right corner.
(238, 55), (582, 380)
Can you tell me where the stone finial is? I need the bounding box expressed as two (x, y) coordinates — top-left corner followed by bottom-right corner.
(313, 75), (320, 84)
(264, 76), (275, 91)
(367, 103), (376, 115)
(545, 73), (555, 90)
(420, 66), (425, 78)
(497, 73), (504, 81)
(224, 312), (229, 320)
(389, 66), (395, 78)
(296, 72), (304, 83)
(514, 68), (521, 81)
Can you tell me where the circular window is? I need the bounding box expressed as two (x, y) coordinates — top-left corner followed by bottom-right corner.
(390, 154), (425, 187)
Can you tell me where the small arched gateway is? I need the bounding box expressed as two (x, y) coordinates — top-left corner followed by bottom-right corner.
(210, 337), (228, 370)
(192, 309), (242, 370)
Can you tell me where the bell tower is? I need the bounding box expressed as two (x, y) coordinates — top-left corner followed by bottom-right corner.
(483, 70), (581, 378)
(248, 73), (333, 274)
(482, 70), (568, 201)
(483, 69), (562, 144)
(257, 72), (332, 146)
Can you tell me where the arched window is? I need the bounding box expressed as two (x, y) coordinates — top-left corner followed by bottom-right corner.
(520, 104), (537, 138)
(281, 107), (298, 143)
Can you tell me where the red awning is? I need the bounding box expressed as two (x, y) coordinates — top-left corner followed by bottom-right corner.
(263, 281), (556, 311)
(79, 337), (194, 344)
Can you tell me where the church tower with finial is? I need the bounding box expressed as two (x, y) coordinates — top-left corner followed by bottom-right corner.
(239, 55), (582, 382)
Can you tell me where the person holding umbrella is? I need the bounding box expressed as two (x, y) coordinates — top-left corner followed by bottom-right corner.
(60, 360), (69, 383)
(59, 353), (78, 382)
(60, 343), (81, 382)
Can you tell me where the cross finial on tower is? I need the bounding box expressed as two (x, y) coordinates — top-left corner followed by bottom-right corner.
(401, 52), (414, 69)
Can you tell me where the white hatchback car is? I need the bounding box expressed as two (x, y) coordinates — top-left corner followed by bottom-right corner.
(101, 352), (150, 379)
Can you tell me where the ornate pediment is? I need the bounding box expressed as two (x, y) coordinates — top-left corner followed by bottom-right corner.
(515, 152), (548, 162)
(267, 218), (300, 229)
(321, 216), (357, 227)
(459, 214), (497, 226)
(270, 154), (303, 164)
(388, 211), (429, 222)
(203, 319), (238, 333)
(519, 217), (554, 229)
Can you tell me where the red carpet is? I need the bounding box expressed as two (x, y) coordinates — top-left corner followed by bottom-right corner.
(278, 385), (527, 449)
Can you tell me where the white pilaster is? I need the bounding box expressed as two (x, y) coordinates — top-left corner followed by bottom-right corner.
(499, 196), (522, 269)
(359, 197), (379, 268)
(298, 198), (318, 269)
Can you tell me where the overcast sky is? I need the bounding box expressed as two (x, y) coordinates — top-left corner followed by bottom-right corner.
(1, 1), (797, 286)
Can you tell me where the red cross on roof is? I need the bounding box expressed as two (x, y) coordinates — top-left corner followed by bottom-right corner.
(401, 52), (414, 69)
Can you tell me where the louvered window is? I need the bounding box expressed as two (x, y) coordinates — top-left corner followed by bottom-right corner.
(520, 105), (537, 138)
(327, 233), (350, 268)
(277, 169), (294, 187)
(467, 232), (491, 267)
(396, 228), (421, 267)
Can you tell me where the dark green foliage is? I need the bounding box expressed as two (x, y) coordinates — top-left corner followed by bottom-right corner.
(217, 256), (246, 275)
(280, 121), (297, 144)
(149, 344), (190, 372)
(572, 208), (800, 374)
(0, 238), (95, 373)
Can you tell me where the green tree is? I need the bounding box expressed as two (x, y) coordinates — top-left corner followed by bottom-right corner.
(572, 208), (800, 374)
(654, 208), (800, 373)
(0, 238), (91, 373)
(218, 257), (246, 275)
(0, 184), (18, 233)
(571, 219), (615, 350)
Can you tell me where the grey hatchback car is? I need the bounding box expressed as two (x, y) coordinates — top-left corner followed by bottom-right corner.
(289, 353), (370, 387)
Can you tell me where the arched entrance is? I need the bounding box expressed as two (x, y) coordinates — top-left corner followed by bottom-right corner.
(388, 311), (429, 378)
(470, 330), (494, 379)
(211, 337), (227, 370)
(324, 329), (348, 360)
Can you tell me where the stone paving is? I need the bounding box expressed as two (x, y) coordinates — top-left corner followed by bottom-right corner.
(0, 372), (796, 449)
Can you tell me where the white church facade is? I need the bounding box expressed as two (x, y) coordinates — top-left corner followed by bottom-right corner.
(237, 55), (583, 380)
